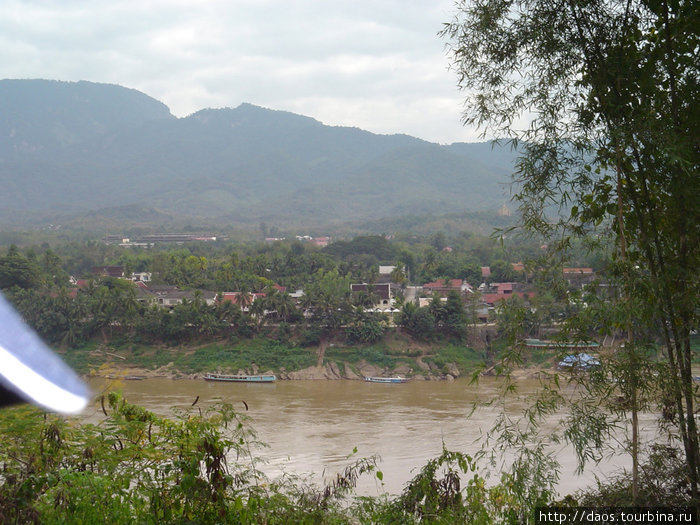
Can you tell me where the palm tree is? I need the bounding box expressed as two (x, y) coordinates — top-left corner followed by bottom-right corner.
(353, 287), (379, 309)
(305, 269), (352, 367)
(390, 265), (407, 286)
(261, 286), (280, 320)
(272, 292), (298, 323)
(237, 290), (253, 311)
(214, 296), (243, 338)
(249, 295), (267, 330)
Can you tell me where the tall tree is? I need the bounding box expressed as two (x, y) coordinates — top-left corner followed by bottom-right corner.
(304, 269), (352, 366)
(0, 245), (43, 290)
(442, 0), (699, 498)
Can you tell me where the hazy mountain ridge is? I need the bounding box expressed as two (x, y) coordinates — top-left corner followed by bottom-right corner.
(0, 79), (174, 156)
(0, 79), (518, 228)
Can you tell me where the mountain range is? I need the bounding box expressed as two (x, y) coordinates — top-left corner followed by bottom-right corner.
(0, 79), (519, 230)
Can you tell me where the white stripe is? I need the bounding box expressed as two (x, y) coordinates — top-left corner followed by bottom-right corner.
(0, 344), (88, 414)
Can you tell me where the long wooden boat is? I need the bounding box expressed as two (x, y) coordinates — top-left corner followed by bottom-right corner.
(364, 376), (410, 384)
(204, 373), (276, 383)
(104, 374), (145, 380)
(524, 338), (599, 350)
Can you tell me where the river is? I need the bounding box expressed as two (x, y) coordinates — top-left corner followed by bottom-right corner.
(86, 376), (657, 497)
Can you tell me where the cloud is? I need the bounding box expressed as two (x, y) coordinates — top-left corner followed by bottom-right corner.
(0, 0), (481, 143)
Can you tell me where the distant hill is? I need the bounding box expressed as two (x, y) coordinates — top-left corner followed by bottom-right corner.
(0, 79), (175, 155)
(0, 79), (519, 229)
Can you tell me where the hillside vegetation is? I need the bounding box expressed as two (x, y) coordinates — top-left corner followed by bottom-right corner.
(0, 79), (518, 229)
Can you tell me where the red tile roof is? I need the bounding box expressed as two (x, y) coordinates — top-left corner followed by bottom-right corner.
(350, 283), (391, 301)
(563, 267), (594, 274)
(219, 292), (266, 306)
(495, 282), (514, 292)
(423, 279), (463, 289)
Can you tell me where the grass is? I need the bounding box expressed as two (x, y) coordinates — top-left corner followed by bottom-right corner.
(117, 338), (318, 374)
(424, 344), (484, 373)
(191, 339), (317, 373)
(61, 334), (489, 378)
(325, 345), (397, 368)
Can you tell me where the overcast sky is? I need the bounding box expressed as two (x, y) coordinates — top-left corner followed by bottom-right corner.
(1, 0), (486, 144)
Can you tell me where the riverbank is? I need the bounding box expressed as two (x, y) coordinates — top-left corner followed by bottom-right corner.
(65, 337), (465, 381)
(86, 360), (466, 381)
(83, 353), (551, 383)
(88, 362), (550, 382)
(65, 334), (557, 383)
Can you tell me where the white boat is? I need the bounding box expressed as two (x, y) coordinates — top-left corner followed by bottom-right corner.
(364, 376), (410, 384)
(204, 373), (276, 383)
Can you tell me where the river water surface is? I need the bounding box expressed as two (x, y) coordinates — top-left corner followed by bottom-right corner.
(86, 377), (656, 497)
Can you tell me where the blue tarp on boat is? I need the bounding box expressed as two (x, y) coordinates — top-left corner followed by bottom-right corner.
(558, 353), (600, 370)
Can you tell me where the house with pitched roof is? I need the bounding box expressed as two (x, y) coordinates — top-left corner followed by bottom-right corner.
(218, 292), (266, 310)
(422, 279), (472, 297)
(480, 282), (534, 307)
(350, 283), (393, 311)
(136, 285), (217, 308)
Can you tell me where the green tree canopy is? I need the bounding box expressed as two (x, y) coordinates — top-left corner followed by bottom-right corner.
(304, 268), (353, 366)
(0, 245), (43, 290)
(442, 0), (699, 498)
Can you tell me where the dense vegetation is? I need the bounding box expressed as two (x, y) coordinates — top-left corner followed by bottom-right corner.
(1, 203), (697, 521)
(0, 231), (578, 356)
(2, 228), (695, 522)
(1, 0), (697, 517)
(443, 0), (699, 505)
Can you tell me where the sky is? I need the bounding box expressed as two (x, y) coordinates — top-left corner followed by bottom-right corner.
(1, 0), (484, 144)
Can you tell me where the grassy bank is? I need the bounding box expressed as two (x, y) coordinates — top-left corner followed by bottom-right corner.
(60, 334), (493, 379)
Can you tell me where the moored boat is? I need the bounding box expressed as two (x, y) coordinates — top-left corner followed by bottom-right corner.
(364, 376), (410, 384)
(557, 353), (600, 370)
(204, 373), (276, 383)
(524, 338), (599, 350)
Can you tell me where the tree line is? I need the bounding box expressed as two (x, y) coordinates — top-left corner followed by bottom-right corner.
(0, 230), (595, 350)
(443, 0), (699, 503)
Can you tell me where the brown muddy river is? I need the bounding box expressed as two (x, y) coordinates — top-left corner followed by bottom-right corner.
(85, 376), (658, 497)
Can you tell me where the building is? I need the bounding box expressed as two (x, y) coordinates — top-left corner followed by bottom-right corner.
(350, 283), (393, 311)
(563, 267), (596, 288)
(378, 265), (396, 279)
(312, 236), (330, 247)
(218, 292), (266, 310)
(91, 266), (125, 278)
(480, 282), (534, 307)
(136, 285), (217, 308)
(422, 279), (472, 297)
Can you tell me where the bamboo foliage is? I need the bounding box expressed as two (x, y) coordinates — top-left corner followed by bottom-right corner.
(442, 0), (699, 499)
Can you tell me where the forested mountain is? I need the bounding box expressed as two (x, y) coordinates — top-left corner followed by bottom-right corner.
(0, 79), (518, 228)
